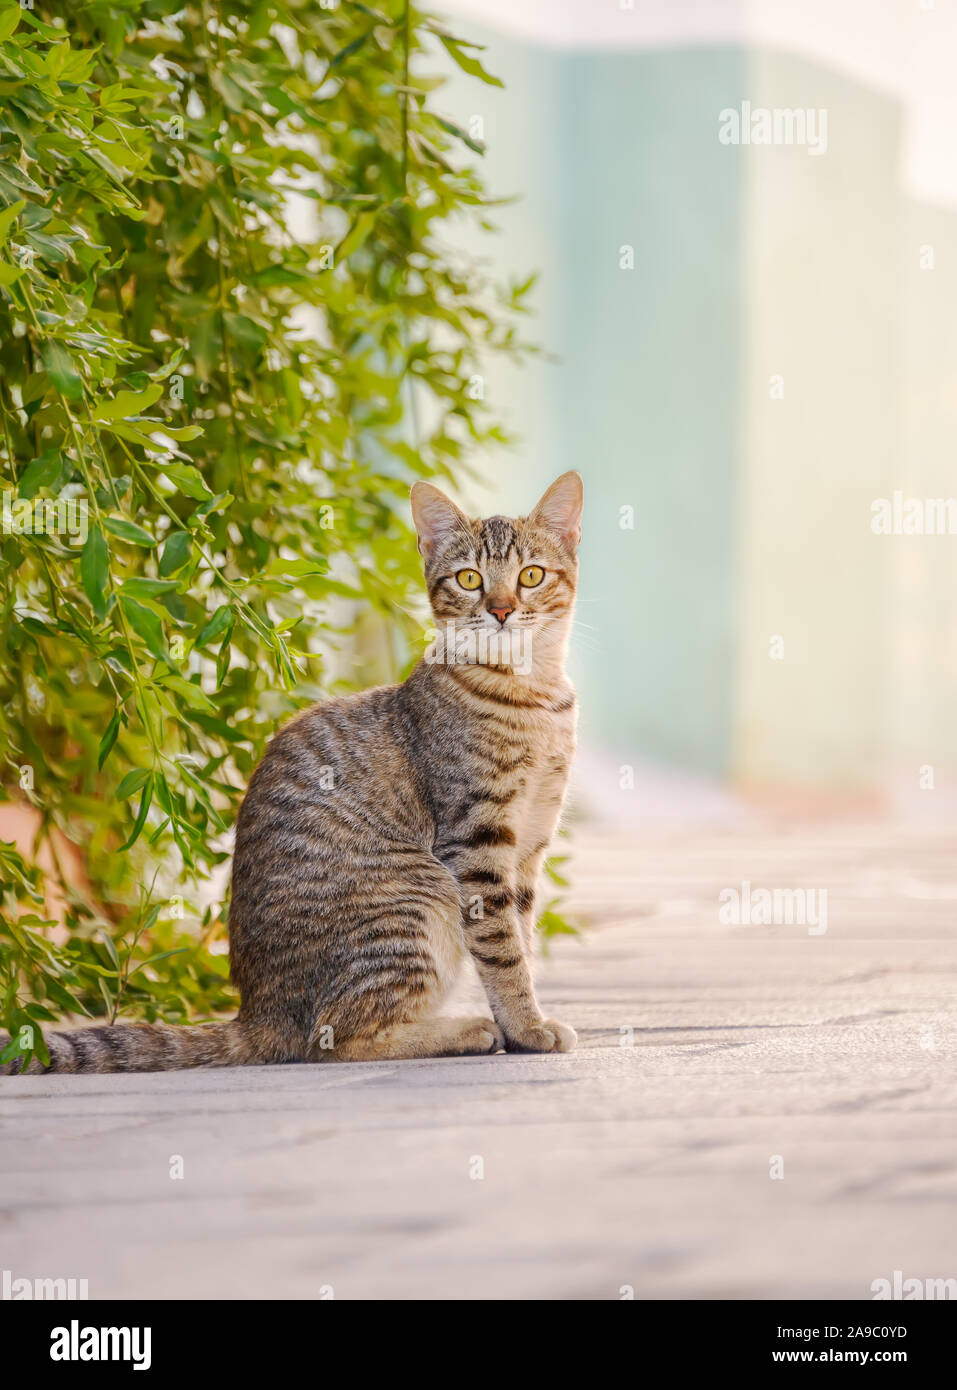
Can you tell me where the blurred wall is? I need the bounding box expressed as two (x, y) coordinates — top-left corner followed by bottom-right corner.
(734, 51), (899, 792)
(437, 1), (957, 802)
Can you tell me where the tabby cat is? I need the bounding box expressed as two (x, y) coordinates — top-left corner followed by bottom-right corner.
(2, 472), (583, 1073)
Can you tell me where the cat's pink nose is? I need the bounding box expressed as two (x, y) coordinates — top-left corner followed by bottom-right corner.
(488, 605), (514, 625)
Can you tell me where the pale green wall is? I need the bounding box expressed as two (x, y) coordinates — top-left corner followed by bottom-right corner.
(444, 39), (744, 776)
(895, 198), (957, 776)
(433, 26), (561, 507)
(439, 28), (955, 791)
(733, 51), (900, 790)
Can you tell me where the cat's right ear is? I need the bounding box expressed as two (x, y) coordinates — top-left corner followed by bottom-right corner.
(410, 481), (469, 560)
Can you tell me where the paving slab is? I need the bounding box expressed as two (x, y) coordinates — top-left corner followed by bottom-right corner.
(1, 826), (955, 1300)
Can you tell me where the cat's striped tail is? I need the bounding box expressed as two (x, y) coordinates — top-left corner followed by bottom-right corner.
(0, 1019), (258, 1075)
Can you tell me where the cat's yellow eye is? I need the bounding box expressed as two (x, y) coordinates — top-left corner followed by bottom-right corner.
(456, 569), (483, 591)
(519, 565), (545, 588)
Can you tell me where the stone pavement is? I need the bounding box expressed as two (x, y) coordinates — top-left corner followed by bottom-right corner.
(1, 825), (955, 1300)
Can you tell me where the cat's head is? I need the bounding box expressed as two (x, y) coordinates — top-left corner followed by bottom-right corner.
(410, 472), (582, 674)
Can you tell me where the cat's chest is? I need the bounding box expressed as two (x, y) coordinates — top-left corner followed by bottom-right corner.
(492, 699), (574, 777)
(430, 681), (576, 836)
(515, 728), (570, 797)
(501, 707), (574, 840)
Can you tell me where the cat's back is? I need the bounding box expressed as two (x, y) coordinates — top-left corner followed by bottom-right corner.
(234, 682), (428, 855)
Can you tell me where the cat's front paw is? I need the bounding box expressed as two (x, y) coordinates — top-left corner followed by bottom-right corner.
(505, 1018), (577, 1054)
(459, 1016), (506, 1054)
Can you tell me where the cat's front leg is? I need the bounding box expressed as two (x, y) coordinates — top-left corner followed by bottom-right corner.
(512, 748), (573, 948)
(514, 840), (549, 953)
(506, 848), (577, 1052)
(445, 840), (576, 1053)
(470, 909), (577, 1054)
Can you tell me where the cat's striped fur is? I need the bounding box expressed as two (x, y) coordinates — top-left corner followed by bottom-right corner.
(2, 472), (583, 1073)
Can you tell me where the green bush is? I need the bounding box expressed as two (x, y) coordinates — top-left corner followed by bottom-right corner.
(0, 0), (538, 1068)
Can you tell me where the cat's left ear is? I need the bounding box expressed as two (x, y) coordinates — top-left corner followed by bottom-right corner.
(410, 481), (470, 560)
(528, 471), (583, 550)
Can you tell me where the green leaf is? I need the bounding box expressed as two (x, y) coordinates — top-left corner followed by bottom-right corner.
(436, 34), (504, 88)
(119, 776), (154, 851)
(0, 9), (21, 43)
(97, 708), (121, 769)
(92, 384), (164, 422)
(160, 674), (216, 712)
(43, 977), (92, 1018)
(80, 525), (109, 621)
(196, 605), (233, 648)
(190, 491), (232, 521)
(434, 114), (486, 155)
(104, 517), (156, 547)
(126, 948), (188, 979)
(44, 40), (69, 78)
(338, 212), (376, 261)
(326, 28), (375, 72)
(17, 450), (62, 500)
(41, 341), (83, 399)
(161, 462), (212, 501)
(119, 594), (165, 660)
(115, 768), (150, 799)
(21, 371), (50, 406)
(121, 577), (180, 598)
(0, 1035), (24, 1064)
(98, 929), (121, 971)
(154, 424), (203, 442)
(158, 531), (191, 576)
